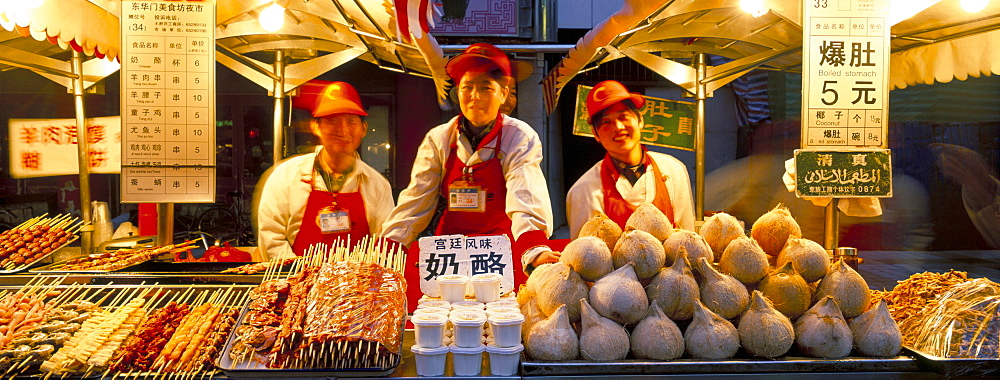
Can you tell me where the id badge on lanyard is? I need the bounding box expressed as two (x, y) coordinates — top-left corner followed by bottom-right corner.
(448, 167), (486, 212)
(317, 205), (351, 233)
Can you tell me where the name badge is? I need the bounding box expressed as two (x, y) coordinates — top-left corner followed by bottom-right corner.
(448, 182), (485, 212)
(317, 207), (351, 233)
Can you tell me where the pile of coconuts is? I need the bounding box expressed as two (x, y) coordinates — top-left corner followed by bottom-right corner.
(521, 204), (902, 362)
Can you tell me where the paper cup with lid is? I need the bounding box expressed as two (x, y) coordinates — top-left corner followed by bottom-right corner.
(487, 312), (524, 347)
(450, 310), (487, 348)
(411, 313), (448, 348)
(485, 343), (523, 376)
(485, 306), (520, 317)
(470, 273), (503, 302)
(417, 300), (451, 310)
(449, 343), (485, 376)
(413, 307), (450, 317)
(451, 300), (486, 311)
(437, 274), (469, 303)
(410, 344), (449, 376)
(486, 299), (519, 309)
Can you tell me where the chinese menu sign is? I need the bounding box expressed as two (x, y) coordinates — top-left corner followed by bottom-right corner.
(120, 0), (215, 203)
(417, 234), (514, 298)
(8, 117), (121, 178)
(794, 150), (892, 197)
(574, 85), (696, 151)
(802, 0), (889, 148)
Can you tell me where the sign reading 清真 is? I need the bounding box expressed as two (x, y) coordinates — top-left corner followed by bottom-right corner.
(417, 234), (513, 298)
(8, 117), (122, 178)
(802, 0), (889, 149)
(794, 149), (892, 198)
(574, 85), (696, 151)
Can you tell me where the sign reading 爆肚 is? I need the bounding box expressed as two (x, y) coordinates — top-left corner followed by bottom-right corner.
(794, 150), (892, 198)
(417, 234), (513, 298)
(574, 85), (696, 151)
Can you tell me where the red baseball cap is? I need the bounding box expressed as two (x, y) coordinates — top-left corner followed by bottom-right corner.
(445, 43), (512, 81)
(312, 81), (367, 118)
(586, 80), (645, 124)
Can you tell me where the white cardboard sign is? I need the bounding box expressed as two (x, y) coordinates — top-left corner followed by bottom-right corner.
(417, 234), (514, 298)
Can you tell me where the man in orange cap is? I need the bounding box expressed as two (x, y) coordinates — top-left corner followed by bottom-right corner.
(380, 43), (557, 283)
(566, 80), (694, 238)
(257, 81), (394, 259)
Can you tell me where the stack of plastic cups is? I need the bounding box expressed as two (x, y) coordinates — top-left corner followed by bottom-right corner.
(410, 313), (449, 376)
(485, 312), (525, 376)
(449, 309), (487, 376)
(470, 273), (503, 303)
(437, 274), (469, 303)
(484, 305), (521, 343)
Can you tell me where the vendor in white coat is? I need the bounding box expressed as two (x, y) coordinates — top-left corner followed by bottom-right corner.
(380, 43), (557, 284)
(257, 81), (394, 259)
(567, 80), (695, 238)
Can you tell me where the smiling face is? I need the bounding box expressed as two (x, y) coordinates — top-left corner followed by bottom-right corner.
(592, 101), (644, 165)
(311, 113), (367, 159)
(457, 69), (510, 127)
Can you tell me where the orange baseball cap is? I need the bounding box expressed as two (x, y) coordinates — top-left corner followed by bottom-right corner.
(312, 81), (367, 118)
(586, 80), (645, 123)
(445, 43), (512, 81)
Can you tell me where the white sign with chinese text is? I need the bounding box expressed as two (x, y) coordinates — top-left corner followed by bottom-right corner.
(802, 0), (889, 149)
(417, 234), (514, 298)
(120, 0), (216, 203)
(8, 117), (122, 178)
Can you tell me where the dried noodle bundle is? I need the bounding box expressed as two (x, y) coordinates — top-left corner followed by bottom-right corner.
(905, 278), (1000, 359)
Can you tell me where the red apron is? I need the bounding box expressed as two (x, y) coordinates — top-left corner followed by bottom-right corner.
(600, 150), (675, 230)
(291, 167), (370, 255)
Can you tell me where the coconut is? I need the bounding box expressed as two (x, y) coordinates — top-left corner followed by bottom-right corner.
(738, 290), (794, 358)
(684, 299), (740, 359)
(630, 303), (685, 360)
(579, 298), (629, 361)
(589, 264), (648, 325)
(560, 236), (614, 281)
(663, 229), (713, 270)
(850, 300), (902, 357)
(521, 297), (547, 341)
(718, 236), (770, 285)
(699, 212), (745, 261)
(534, 262), (589, 322)
(579, 212), (623, 254)
(625, 203), (673, 241)
(757, 261), (812, 319)
(646, 247), (700, 321)
(524, 262), (557, 299)
(697, 257), (749, 320)
(612, 229), (666, 279)
(794, 295), (853, 358)
(776, 238), (830, 283)
(526, 304), (579, 361)
(750, 204), (802, 257)
(814, 259), (872, 318)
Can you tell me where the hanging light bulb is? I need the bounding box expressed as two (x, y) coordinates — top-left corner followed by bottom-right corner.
(740, 0), (768, 17)
(259, 2), (285, 32)
(961, 0), (988, 13)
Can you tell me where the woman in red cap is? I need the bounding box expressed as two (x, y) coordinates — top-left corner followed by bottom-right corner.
(566, 80), (694, 238)
(381, 43), (558, 283)
(257, 81), (394, 259)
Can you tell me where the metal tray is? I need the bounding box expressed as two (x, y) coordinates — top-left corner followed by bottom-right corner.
(520, 353), (921, 376)
(904, 346), (1000, 376)
(0, 235), (78, 274)
(113, 261), (257, 274)
(28, 247), (157, 274)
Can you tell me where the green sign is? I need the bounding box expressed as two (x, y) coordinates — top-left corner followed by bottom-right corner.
(794, 149), (893, 198)
(573, 85), (696, 151)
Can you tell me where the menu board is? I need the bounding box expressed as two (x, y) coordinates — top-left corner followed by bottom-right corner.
(120, 0), (216, 203)
(801, 0), (889, 148)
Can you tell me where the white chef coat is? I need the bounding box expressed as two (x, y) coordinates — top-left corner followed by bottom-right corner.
(566, 151), (695, 239)
(257, 150), (395, 260)
(380, 114), (555, 268)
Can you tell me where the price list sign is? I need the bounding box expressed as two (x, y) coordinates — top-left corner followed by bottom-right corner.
(802, 0), (889, 148)
(120, 0), (216, 203)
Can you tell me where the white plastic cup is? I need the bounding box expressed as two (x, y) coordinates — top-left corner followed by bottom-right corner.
(437, 274), (469, 303)
(487, 312), (524, 348)
(411, 313), (448, 348)
(413, 307), (450, 317)
(451, 300), (486, 311)
(450, 310), (487, 348)
(486, 299), (519, 310)
(470, 273), (503, 302)
(485, 343), (523, 376)
(417, 300), (451, 310)
(485, 306), (520, 317)
(450, 343), (485, 376)
(411, 345), (449, 376)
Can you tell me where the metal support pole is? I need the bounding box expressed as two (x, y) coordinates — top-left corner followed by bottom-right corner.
(157, 203), (174, 246)
(824, 198), (840, 249)
(272, 50), (286, 165)
(71, 51), (94, 255)
(694, 53), (707, 223)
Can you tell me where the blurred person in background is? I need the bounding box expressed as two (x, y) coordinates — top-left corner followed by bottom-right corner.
(931, 143), (999, 248)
